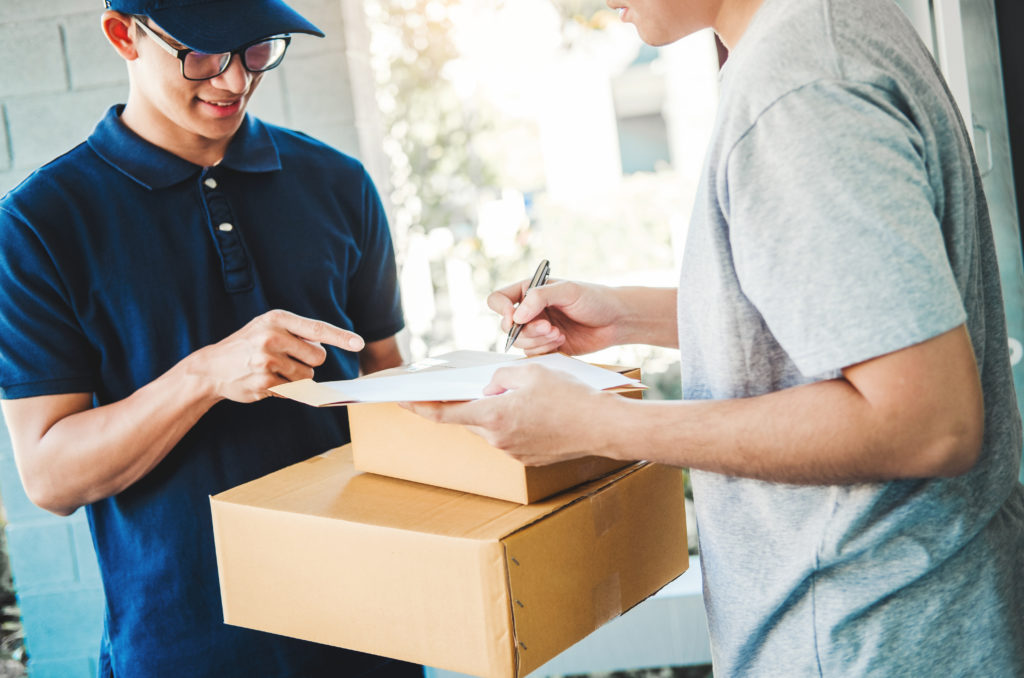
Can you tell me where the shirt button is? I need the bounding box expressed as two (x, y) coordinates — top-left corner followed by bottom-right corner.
(218, 223), (234, 232)
(204, 178), (218, 189)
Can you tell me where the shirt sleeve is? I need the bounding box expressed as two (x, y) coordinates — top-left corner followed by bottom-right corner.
(0, 204), (98, 398)
(723, 79), (967, 376)
(344, 166), (404, 343)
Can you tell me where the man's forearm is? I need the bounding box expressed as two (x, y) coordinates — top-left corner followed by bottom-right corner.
(358, 336), (404, 375)
(604, 379), (895, 483)
(604, 361), (981, 484)
(4, 358), (219, 515)
(4, 309), (369, 515)
(589, 323), (982, 484)
(615, 287), (679, 348)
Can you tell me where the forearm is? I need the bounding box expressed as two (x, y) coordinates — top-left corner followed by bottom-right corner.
(12, 358), (219, 515)
(613, 287), (679, 348)
(4, 309), (369, 515)
(419, 324), (981, 480)
(602, 376), (979, 484)
(359, 336), (404, 375)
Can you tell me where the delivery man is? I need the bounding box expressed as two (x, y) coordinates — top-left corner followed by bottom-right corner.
(0, 1), (419, 676)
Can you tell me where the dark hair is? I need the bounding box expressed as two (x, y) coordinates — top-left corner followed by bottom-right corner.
(129, 14), (148, 40)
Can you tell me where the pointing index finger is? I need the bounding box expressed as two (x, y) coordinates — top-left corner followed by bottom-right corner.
(276, 310), (365, 351)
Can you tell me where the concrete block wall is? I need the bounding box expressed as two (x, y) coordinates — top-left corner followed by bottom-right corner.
(0, 424), (102, 678)
(0, 1), (386, 675)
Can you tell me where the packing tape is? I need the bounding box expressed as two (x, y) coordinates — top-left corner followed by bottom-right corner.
(592, 572), (622, 626)
(591, 489), (621, 539)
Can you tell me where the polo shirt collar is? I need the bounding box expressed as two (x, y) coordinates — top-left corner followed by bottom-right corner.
(87, 105), (282, 190)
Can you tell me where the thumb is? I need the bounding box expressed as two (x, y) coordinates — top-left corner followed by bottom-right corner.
(512, 280), (578, 324)
(483, 363), (544, 396)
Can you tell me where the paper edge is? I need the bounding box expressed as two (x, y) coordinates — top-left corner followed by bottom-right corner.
(269, 379), (351, 407)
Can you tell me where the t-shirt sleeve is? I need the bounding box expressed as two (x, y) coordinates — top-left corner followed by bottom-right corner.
(345, 167), (404, 343)
(0, 205), (97, 398)
(724, 79), (967, 376)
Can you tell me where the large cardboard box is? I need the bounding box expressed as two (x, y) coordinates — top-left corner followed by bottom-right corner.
(211, 445), (688, 678)
(272, 353), (642, 503)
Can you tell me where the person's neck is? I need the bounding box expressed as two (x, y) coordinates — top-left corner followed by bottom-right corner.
(712, 0), (765, 50)
(120, 100), (233, 168)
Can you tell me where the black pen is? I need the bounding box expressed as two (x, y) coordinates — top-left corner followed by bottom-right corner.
(505, 259), (550, 352)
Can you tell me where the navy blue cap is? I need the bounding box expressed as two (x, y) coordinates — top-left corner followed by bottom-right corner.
(104, 0), (324, 52)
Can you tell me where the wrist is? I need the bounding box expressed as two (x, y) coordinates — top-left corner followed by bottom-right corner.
(588, 389), (636, 461)
(602, 286), (627, 347)
(172, 347), (223, 408)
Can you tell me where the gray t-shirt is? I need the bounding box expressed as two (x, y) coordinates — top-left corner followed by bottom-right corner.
(678, 0), (1024, 674)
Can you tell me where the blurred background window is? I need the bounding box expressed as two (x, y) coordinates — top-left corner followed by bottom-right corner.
(366, 0), (720, 401)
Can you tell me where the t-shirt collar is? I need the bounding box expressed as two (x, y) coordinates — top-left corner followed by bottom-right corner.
(86, 105), (282, 190)
(719, 0), (779, 81)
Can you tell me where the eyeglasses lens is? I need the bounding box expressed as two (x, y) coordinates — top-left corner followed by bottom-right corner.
(183, 51), (232, 80)
(243, 40), (287, 72)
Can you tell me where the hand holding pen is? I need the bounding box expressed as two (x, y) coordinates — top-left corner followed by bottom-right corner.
(504, 259), (550, 352)
(490, 269), (635, 357)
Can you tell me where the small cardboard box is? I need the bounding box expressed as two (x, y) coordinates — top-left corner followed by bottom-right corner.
(210, 445), (688, 678)
(347, 394), (637, 504)
(273, 353), (643, 503)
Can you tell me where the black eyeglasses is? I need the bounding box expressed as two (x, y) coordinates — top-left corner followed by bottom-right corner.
(134, 19), (290, 81)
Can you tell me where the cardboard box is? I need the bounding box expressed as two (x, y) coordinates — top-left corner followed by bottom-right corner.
(211, 445), (688, 678)
(348, 398), (636, 504)
(273, 353), (643, 503)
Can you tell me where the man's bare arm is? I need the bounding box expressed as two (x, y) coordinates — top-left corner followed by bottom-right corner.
(1, 309), (365, 515)
(358, 335), (404, 375)
(408, 324), (983, 482)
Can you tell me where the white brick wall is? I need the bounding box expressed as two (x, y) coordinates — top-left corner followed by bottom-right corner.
(6, 86), (124, 167)
(0, 4), (124, 193)
(0, 108), (10, 173)
(63, 12), (128, 89)
(0, 20), (69, 98)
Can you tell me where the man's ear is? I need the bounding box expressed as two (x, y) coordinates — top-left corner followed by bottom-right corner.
(101, 10), (139, 61)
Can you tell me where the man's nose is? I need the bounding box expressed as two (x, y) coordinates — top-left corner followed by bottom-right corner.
(210, 53), (252, 93)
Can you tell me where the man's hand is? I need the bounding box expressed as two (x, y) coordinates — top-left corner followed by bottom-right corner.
(489, 279), (626, 356)
(189, 309), (365, 403)
(489, 281), (680, 355)
(403, 363), (625, 466)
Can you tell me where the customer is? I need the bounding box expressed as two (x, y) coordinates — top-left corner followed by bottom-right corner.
(406, 0), (1024, 674)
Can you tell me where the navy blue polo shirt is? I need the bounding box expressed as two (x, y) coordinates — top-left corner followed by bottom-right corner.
(0, 106), (409, 678)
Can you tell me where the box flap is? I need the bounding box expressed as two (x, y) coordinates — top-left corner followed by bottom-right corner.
(268, 378), (349, 407)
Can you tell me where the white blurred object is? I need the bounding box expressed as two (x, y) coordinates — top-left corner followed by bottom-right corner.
(399, 231), (437, 339)
(476, 189), (527, 259)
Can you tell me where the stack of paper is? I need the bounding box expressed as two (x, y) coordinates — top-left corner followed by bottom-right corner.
(270, 350), (645, 405)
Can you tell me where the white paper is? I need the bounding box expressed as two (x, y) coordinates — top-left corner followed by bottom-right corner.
(322, 351), (643, 402)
